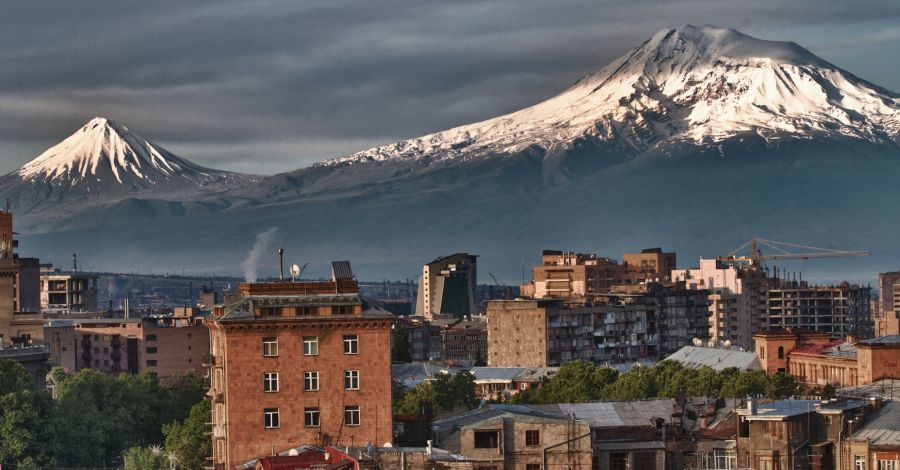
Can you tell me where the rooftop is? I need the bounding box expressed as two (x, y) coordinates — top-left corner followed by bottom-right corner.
(857, 335), (900, 346)
(536, 399), (677, 428)
(851, 401), (900, 446)
(665, 346), (762, 371)
(837, 379), (900, 400)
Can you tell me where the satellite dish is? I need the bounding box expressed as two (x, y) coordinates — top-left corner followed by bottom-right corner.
(692, 338), (703, 347)
(723, 340), (732, 348)
(290, 264), (301, 281)
(288, 449), (300, 456)
(383, 442), (393, 448)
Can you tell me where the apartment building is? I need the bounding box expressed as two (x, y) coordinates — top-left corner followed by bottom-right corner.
(0, 211), (43, 348)
(672, 257), (768, 349)
(44, 310), (209, 377)
(487, 283), (709, 367)
(875, 272), (900, 336)
(206, 267), (394, 469)
(529, 248), (676, 299)
(415, 253), (478, 319)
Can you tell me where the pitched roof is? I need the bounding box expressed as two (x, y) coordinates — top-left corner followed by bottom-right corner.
(665, 346), (762, 371)
(852, 401), (900, 446)
(537, 399), (677, 428)
(857, 335), (900, 346)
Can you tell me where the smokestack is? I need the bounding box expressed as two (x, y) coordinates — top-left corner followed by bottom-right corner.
(73, 253), (78, 272)
(278, 248), (284, 281)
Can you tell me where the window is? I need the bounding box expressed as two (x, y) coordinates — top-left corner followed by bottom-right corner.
(778, 346), (784, 359)
(345, 370), (359, 390)
(259, 307), (281, 317)
(304, 371), (319, 391)
(147, 334), (157, 341)
(526, 465), (540, 470)
(878, 461), (899, 470)
(525, 430), (540, 446)
(344, 334), (359, 354)
(304, 407), (320, 427)
(856, 457), (867, 470)
(146, 347), (157, 354)
(302, 336), (318, 355)
(262, 337), (278, 357)
(263, 372), (279, 392)
(474, 431), (499, 448)
(264, 408), (279, 429)
(297, 306), (316, 316)
(759, 346), (765, 359)
(333, 305), (353, 315)
(344, 406), (360, 426)
(146, 360), (157, 366)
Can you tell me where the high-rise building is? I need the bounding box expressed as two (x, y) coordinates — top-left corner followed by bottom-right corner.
(206, 263), (394, 469)
(671, 258), (768, 349)
(763, 281), (872, 339)
(39, 264), (99, 314)
(876, 272), (900, 336)
(415, 253), (478, 319)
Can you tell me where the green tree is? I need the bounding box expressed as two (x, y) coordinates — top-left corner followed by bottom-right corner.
(821, 384), (836, 399)
(391, 327), (411, 363)
(0, 360), (57, 468)
(164, 400), (212, 470)
(123, 445), (170, 470)
(603, 365), (657, 400)
(160, 370), (208, 426)
(720, 370), (768, 398)
(514, 360), (618, 404)
(393, 381), (437, 415)
(766, 372), (799, 399)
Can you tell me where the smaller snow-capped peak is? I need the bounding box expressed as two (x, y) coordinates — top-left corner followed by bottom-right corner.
(18, 117), (213, 185)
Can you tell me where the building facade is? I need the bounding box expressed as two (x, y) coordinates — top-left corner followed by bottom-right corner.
(764, 281), (872, 339)
(416, 253), (478, 319)
(40, 265), (99, 314)
(206, 275), (394, 469)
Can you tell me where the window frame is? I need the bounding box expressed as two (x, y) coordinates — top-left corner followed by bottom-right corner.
(343, 334), (359, 355)
(525, 430), (540, 447)
(262, 337), (279, 357)
(263, 372), (279, 393)
(302, 336), (319, 356)
(304, 407), (320, 427)
(304, 371), (319, 391)
(264, 408), (280, 429)
(344, 405), (360, 426)
(344, 370), (360, 390)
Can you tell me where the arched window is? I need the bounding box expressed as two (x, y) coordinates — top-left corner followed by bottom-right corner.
(778, 346), (784, 360)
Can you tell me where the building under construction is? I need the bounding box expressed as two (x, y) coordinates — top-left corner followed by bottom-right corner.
(763, 280), (872, 339)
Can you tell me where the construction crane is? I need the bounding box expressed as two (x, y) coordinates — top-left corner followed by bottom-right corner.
(721, 238), (870, 264)
(488, 272), (512, 300)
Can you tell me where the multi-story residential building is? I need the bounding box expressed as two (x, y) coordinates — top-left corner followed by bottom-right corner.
(206, 268), (394, 469)
(529, 248), (676, 299)
(438, 317), (487, 364)
(487, 283), (709, 367)
(875, 272), (900, 336)
(0, 211), (43, 348)
(672, 257), (768, 349)
(432, 404), (592, 470)
(394, 316), (442, 362)
(44, 310), (209, 376)
(416, 253), (478, 319)
(763, 281), (873, 339)
(40, 264), (99, 314)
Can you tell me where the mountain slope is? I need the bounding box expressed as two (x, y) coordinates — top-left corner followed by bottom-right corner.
(5, 26), (900, 280)
(319, 25), (898, 170)
(0, 117), (254, 216)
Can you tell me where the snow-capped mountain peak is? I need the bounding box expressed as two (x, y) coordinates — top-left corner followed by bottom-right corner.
(323, 25), (899, 167)
(17, 117), (215, 185)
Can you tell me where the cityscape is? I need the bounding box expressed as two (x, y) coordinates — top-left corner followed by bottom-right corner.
(1, 3), (900, 470)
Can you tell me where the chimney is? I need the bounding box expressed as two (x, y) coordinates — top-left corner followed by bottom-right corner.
(426, 440), (432, 455)
(73, 253), (78, 272)
(870, 396), (882, 412)
(747, 398), (757, 415)
(278, 248), (284, 281)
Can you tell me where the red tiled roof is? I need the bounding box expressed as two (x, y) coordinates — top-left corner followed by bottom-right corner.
(790, 340), (845, 357)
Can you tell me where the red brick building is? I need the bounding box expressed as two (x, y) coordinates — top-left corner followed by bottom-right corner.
(207, 269), (394, 469)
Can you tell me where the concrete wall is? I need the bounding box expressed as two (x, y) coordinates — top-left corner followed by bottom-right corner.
(487, 301), (548, 367)
(216, 319), (393, 468)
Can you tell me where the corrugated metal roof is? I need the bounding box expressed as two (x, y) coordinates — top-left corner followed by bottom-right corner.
(470, 367), (526, 381)
(543, 399), (676, 428)
(857, 335), (900, 345)
(852, 401), (900, 446)
(837, 378), (900, 400)
(744, 400), (820, 420)
(665, 346), (762, 371)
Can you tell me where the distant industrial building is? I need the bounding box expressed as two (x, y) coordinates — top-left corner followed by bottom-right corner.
(527, 248), (676, 298)
(415, 253), (478, 319)
(40, 264), (98, 314)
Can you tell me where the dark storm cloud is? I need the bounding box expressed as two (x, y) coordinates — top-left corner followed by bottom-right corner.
(1, 0), (899, 174)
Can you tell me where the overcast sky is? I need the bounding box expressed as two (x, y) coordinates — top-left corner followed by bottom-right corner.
(1, 0), (898, 176)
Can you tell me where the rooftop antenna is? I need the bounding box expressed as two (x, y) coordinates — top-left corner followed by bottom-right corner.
(278, 248), (284, 281)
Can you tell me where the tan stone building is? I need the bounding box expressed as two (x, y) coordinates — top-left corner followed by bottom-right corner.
(207, 270), (394, 469)
(432, 404), (592, 470)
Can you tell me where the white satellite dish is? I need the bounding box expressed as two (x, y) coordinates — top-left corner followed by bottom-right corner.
(290, 264), (301, 281)
(692, 338), (703, 347)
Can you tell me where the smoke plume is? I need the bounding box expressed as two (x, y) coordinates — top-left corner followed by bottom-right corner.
(241, 227), (278, 282)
